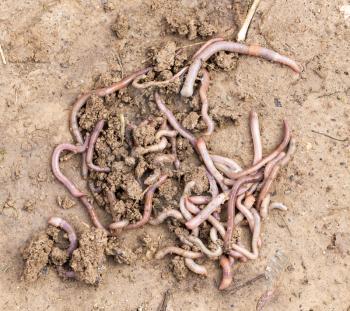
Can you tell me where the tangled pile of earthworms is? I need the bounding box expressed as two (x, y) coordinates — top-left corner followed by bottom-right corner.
(50, 38), (299, 289)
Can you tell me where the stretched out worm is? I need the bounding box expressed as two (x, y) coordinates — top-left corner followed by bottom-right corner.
(181, 41), (301, 97)
(79, 196), (108, 233)
(264, 152), (285, 179)
(199, 69), (214, 136)
(196, 138), (228, 191)
(260, 194), (271, 219)
(109, 220), (130, 230)
(250, 111), (262, 164)
(132, 67), (188, 89)
(126, 175), (168, 229)
(224, 173), (263, 249)
(185, 258), (208, 276)
(52, 137), (89, 198)
(186, 192), (228, 230)
(154, 92), (196, 146)
(219, 255), (233, 290)
(192, 37), (225, 60)
(48, 217), (78, 256)
(186, 235), (223, 259)
(206, 170), (219, 197)
(86, 120), (111, 173)
(269, 202), (287, 212)
(155, 246), (203, 259)
(228, 250), (248, 262)
(227, 120), (291, 180)
(149, 209), (185, 225)
(230, 209), (261, 260)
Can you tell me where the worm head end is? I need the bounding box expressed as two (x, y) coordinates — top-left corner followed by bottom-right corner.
(48, 217), (62, 227)
(180, 86), (193, 98)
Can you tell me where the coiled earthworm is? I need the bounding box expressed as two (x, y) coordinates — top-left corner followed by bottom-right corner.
(199, 69), (215, 136)
(52, 137), (89, 198)
(126, 175), (168, 229)
(109, 220), (130, 230)
(227, 120), (291, 179)
(154, 154), (177, 166)
(224, 173), (263, 249)
(154, 92), (196, 146)
(135, 137), (168, 155)
(185, 258), (208, 276)
(132, 67), (188, 88)
(48, 217), (78, 256)
(196, 138), (228, 191)
(181, 41), (301, 97)
(79, 196), (108, 233)
(219, 255), (233, 290)
(149, 209), (185, 225)
(250, 111), (262, 164)
(230, 209), (261, 260)
(192, 37), (225, 60)
(186, 235), (223, 259)
(186, 192), (228, 230)
(155, 246), (203, 259)
(210, 155), (242, 172)
(188, 195), (212, 205)
(86, 120), (111, 173)
(155, 129), (178, 140)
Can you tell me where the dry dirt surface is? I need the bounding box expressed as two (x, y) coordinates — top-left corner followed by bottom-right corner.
(1, 0), (350, 310)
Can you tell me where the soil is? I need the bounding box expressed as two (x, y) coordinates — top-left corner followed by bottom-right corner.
(0, 0), (350, 310)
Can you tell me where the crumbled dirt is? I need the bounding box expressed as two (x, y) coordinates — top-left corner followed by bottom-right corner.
(110, 14), (129, 39)
(70, 228), (108, 285)
(150, 41), (177, 72)
(158, 178), (178, 201)
(184, 165), (209, 194)
(182, 111), (200, 131)
(171, 256), (188, 280)
(50, 246), (68, 266)
(57, 196), (76, 209)
(22, 199), (36, 212)
(106, 237), (137, 265)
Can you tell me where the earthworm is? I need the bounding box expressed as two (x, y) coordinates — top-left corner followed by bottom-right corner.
(219, 255), (233, 290)
(180, 182), (199, 236)
(186, 192), (228, 230)
(48, 217), (78, 256)
(126, 175), (168, 229)
(192, 37), (225, 60)
(264, 152), (285, 179)
(279, 137), (296, 166)
(106, 190), (116, 208)
(184, 258), (208, 276)
(155, 129), (178, 140)
(224, 173), (263, 249)
(185, 198), (226, 238)
(269, 202), (288, 212)
(188, 195), (211, 205)
(236, 194), (255, 232)
(144, 169), (161, 186)
(234, 194), (255, 226)
(206, 170), (219, 197)
(210, 155), (242, 172)
(260, 193), (271, 219)
(52, 137), (89, 198)
(86, 120), (111, 173)
(178, 235), (194, 247)
(196, 138), (228, 191)
(181, 42), (301, 97)
(155, 246), (203, 259)
(109, 220), (130, 230)
(94, 67), (152, 96)
(228, 250), (248, 262)
(226, 120), (291, 179)
(214, 162), (238, 178)
(154, 92), (196, 146)
(149, 209), (185, 225)
(230, 209), (261, 260)
(132, 67), (188, 88)
(186, 235), (223, 258)
(250, 111), (262, 164)
(80, 196), (108, 233)
(135, 137), (168, 155)
(57, 266), (76, 279)
(154, 154), (177, 166)
(170, 137), (180, 169)
(199, 69), (214, 136)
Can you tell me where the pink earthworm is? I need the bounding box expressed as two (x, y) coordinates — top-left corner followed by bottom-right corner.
(132, 66), (188, 88)
(126, 175), (168, 229)
(236, 194), (255, 232)
(199, 69), (215, 136)
(185, 258), (208, 276)
(234, 194), (255, 226)
(180, 182), (199, 236)
(135, 137), (168, 155)
(155, 246), (203, 259)
(230, 209), (261, 260)
(154, 154), (177, 166)
(219, 255), (233, 290)
(185, 198), (226, 238)
(260, 194), (271, 219)
(51, 137), (89, 198)
(214, 162), (238, 179)
(188, 195), (211, 205)
(106, 190), (116, 208)
(181, 41), (301, 97)
(186, 192), (228, 230)
(210, 155), (242, 172)
(109, 220), (130, 231)
(279, 137), (296, 166)
(225, 120), (291, 180)
(196, 138), (228, 191)
(170, 136), (180, 169)
(249, 111), (262, 164)
(186, 235), (222, 258)
(269, 202), (288, 212)
(154, 92), (196, 146)
(155, 129), (178, 140)
(48, 217), (78, 256)
(224, 173), (263, 249)
(264, 152), (285, 179)
(192, 37), (225, 60)
(149, 209), (185, 225)
(86, 120), (111, 173)
(228, 250), (248, 262)
(79, 196), (108, 233)
(206, 170), (219, 197)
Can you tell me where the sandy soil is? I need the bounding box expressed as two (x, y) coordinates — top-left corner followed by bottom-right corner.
(0, 0), (350, 310)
